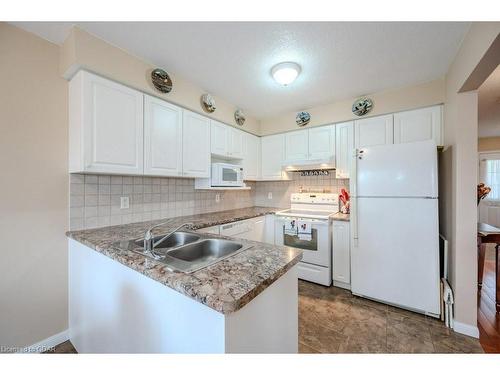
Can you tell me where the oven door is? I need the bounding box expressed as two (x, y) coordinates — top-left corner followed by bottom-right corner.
(275, 217), (331, 267)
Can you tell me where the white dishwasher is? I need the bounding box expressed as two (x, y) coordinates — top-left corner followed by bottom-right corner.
(220, 220), (253, 240)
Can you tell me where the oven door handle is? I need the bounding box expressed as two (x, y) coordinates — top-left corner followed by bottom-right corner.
(277, 217), (330, 227)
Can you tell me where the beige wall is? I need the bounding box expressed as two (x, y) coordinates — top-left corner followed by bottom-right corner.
(479, 136), (500, 152)
(260, 78), (445, 135)
(442, 22), (500, 331)
(0, 23), (69, 347)
(60, 27), (261, 135)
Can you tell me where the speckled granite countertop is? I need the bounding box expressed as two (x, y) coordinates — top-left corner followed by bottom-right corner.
(66, 206), (302, 314)
(331, 213), (350, 221)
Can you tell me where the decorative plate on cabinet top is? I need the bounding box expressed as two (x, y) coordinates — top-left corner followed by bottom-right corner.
(234, 109), (246, 126)
(201, 93), (216, 113)
(151, 68), (173, 94)
(352, 97), (373, 116)
(296, 111), (311, 127)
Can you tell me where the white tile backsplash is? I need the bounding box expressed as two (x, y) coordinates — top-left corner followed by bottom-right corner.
(255, 172), (349, 209)
(69, 174), (255, 230)
(69, 171), (349, 230)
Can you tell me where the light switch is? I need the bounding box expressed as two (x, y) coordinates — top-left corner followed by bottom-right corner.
(215, 193), (220, 203)
(120, 196), (130, 209)
(268, 192), (273, 200)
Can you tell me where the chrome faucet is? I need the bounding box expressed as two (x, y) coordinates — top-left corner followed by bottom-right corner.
(144, 222), (194, 258)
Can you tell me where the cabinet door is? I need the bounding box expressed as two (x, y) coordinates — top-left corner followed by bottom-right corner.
(261, 134), (285, 180)
(354, 114), (393, 148)
(394, 105), (442, 146)
(335, 122), (354, 179)
(253, 217), (265, 242)
(228, 127), (244, 158)
(144, 95), (182, 176)
(333, 221), (350, 285)
(242, 133), (261, 180)
(264, 214), (275, 245)
(210, 120), (228, 157)
(285, 129), (309, 161)
(309, 125), (336, 160)
(76, 71), (144, 174)
(220, 220), (252, 239)
(182, 110), (211, 178)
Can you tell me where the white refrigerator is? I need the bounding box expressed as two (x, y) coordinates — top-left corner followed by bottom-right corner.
(350, 140), (440, 317)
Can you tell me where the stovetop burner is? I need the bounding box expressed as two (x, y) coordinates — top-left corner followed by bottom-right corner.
(276, 192), (339, 220)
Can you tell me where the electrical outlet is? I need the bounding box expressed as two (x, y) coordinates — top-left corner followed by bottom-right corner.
(215, 193), (220, 203)
(268, 192), (273, 200)
(120, 196), (130, 209)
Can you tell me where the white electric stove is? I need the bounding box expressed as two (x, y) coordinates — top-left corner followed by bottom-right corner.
(275, 193), (339, 286)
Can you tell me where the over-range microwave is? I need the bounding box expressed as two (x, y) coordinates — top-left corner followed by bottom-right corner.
(211, 163), (244, 187)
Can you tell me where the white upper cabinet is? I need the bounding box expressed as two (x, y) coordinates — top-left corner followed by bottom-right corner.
(210, 120), (228, 157)
(354, 114), (393, 148)
(69, 70), (144, 174)
(332, 221), (351, 288)
(285, 125), (335, 162)
(182, 110), (211, 178)
(210, 120), (243, 158)
(228, 127), (244, 159)
(285, 129), (309, 161)
(144, 95), (183, 177)
(242, 132), (261, 180)
(261, 133), (286, 180)
(309, 125), (336, 160)
(394, 105), (443, 146)
(335, 121), (354, 179)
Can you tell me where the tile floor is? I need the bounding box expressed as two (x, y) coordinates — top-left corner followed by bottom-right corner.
(298, 281), (484, 353)
(46, 280), (485, 354)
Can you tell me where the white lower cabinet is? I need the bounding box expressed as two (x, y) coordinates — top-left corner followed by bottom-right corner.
(199, 215), (275, 244)
(220, 216), (267, 242)
(220, 219), (254, 239)
(263, 214), (275, 245)
(332, 220), (350, 289)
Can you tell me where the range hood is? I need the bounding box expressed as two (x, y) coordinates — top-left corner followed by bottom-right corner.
(282, 157), (336, 172)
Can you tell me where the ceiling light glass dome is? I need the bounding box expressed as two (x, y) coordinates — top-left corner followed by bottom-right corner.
(271, 62), (301, 86)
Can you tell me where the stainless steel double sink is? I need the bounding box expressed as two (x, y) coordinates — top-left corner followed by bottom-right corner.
(112, 232), (252, 273)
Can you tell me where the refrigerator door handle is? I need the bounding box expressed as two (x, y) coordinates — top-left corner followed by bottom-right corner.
(351, 148), (359, 244)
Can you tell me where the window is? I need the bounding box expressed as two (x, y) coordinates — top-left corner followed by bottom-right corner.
(485, 159), (500, 201)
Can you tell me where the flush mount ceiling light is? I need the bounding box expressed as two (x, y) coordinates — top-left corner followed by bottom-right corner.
(271, 62), (301, 86)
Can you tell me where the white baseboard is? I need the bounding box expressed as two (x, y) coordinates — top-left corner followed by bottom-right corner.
(16, 330), (69, 353)
(453, 320), (479, 338)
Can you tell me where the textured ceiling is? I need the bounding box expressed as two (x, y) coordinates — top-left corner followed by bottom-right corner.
(13, 22), (470, 118)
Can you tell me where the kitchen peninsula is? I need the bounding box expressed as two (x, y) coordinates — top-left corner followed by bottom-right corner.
(66, 207), (302, 353)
